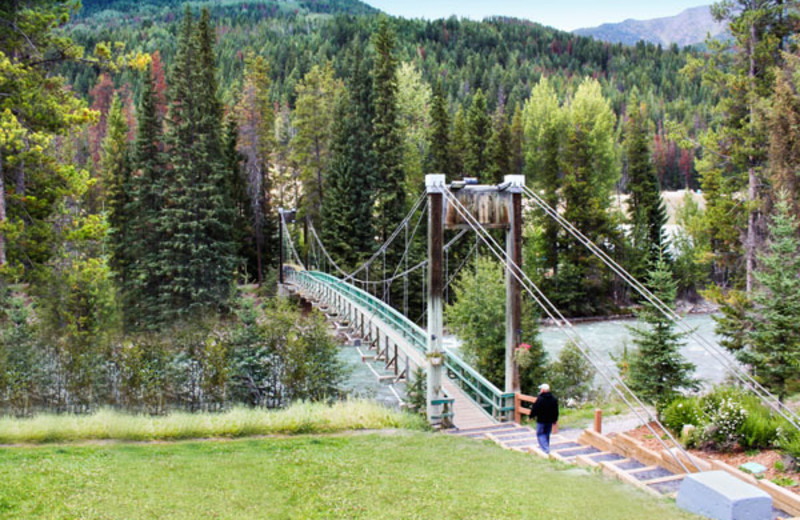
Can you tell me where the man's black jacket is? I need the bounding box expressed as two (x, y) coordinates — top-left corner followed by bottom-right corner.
(530, 392), (559, 424)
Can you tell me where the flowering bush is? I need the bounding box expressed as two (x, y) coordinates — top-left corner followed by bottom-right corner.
(697, 394), (749, 451)
(513, 343), (534, 369)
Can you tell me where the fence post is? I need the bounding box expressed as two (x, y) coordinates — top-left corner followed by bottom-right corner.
(594, 409), (603, 433)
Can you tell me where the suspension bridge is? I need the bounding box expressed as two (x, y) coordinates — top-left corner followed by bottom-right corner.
(279, 174), (800, 508)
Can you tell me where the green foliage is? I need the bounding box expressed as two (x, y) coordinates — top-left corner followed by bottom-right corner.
(661, 397), (703, 434)
(745, 196), (800, 400)
(465, 89), (491, 182)
(661, 387), (795, 454)
(405, 366), (427, 417)
(321, 48), (376, 270)
(625, 257), (698, 407)
(0, 297), (39, 416)
(427, 80), (451, 176)
(372, 17), (405, 250)
(547, 341), (596, 406)
(672, 191), (711, 299)
(445, 257), (545, 393)
(624, 98), (667, 279)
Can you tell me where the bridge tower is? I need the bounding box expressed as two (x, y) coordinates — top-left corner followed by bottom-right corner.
(426, 174), (525, 424)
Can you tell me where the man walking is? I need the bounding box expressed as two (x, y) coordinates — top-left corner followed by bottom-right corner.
(530, 383), (559, 454)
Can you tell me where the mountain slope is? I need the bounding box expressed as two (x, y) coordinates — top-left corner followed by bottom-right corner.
(75, 0), (379, 18)
(574, 5), (727, 47)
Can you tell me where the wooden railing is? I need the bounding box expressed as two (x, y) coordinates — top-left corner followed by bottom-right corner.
(514, 393), (537, 424)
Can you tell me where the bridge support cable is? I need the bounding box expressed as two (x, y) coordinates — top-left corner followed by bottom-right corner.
(280, 210), (305, 270)
(521, 186), (800, 432)
(442, 186), (699, 473)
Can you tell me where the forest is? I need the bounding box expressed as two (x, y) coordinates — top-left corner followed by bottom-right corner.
(1, 0), (799, 415)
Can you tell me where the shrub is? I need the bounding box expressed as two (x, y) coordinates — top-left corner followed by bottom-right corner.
(738, 395), (781, 450)
(548, 341), (596, 406)
(697, 388), (748, 451)
(661, 397), (704, 434)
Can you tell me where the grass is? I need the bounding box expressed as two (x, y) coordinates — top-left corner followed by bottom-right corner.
(0, 432), (700, 519)
(0, 400), (427, 444)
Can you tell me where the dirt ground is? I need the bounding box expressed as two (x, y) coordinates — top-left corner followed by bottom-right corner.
(626, 422), (800, 493)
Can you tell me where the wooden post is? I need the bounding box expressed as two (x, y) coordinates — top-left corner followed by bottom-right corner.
(426, 174), (446, 424)
(594, 409), (603, 433)
(504, 175), (525, 395)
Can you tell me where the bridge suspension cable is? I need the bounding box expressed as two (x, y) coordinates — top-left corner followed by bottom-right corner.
(442, 185), (699, 473)
(280, 210), (305, 270)
(520, 185), (800, 431)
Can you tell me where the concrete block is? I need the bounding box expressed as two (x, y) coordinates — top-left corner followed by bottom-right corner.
(738, 462), (767, 476)
(676, 471), (772, 520)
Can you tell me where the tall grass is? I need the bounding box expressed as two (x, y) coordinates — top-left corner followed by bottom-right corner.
(0, 400), (427, 444)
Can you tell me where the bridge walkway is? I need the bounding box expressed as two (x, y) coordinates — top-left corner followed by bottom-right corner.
(288, 269), (511, 430)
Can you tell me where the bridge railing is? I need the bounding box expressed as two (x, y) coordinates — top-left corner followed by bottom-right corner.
(289, 269), (515, 421)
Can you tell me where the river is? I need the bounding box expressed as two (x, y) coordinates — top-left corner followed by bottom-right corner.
(338, 313), (735, 403)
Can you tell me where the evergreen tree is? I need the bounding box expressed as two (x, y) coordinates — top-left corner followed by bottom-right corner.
(427, 80), (451, 176)
(465, 89), (491, 182)
(485, 103), (511, 183)
(127, 62), (166, 329)
(745, 195), (800, 401)
(372, 18), (405, 249)
(450, 105), (468, 177)
(160, 7), (236, 319)
(104, 95), (132, 287)
(625, 99), (667, 280)
(291, 63), (342, 230)
(626, 257), (698, 407)
(698, 0), (798, 291)
(509, 103), (524, 176)
(321, 49), (375, 269)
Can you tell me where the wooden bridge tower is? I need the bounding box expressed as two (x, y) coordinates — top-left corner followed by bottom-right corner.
(426, 174), (525, 424)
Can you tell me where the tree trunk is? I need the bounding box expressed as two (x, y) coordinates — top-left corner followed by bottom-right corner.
(0, 148), (5, 267)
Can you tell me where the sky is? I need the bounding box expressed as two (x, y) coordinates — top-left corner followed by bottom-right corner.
(363, 1), (710, 32)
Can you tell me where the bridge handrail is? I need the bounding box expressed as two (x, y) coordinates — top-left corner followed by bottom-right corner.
(290, 269), (514, 420)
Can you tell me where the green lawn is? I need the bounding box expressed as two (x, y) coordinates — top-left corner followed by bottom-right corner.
(0, 432), (699, 520)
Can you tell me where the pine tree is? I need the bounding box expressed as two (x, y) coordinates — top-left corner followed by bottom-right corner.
(160, 7), (236, 319)
(509, 103), (524, 176)
(700, 0), (797, 292)
(291, 63), (342, 230)
(104, 95), (132, 287)
(450, 105), (468, 177)
(625, 99), (667, 280)
(427, 80), (451, 176)
(745, 195), (800, 401)
(627, 257), (698, 407)
(372, 18), (405, 249)
(465, 89), (491, 182)
(485, 102), (511, 184)
(321, 48), (375, 270)
(127, 62), (166, 329)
